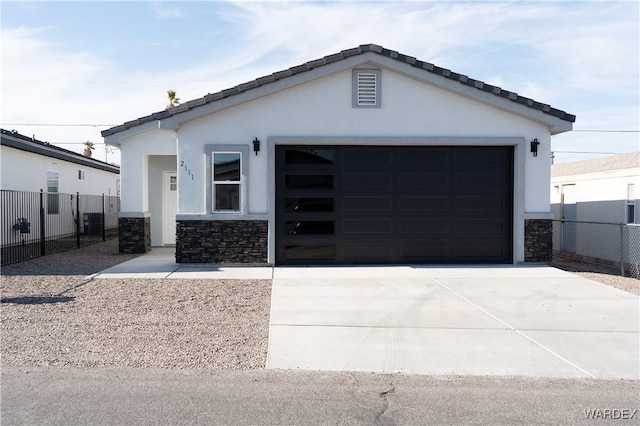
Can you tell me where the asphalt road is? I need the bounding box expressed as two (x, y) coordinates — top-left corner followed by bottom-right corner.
(2, 366), (639, 425)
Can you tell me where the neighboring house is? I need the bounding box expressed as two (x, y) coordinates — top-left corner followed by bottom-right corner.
(550, 152), (639, 269)
(102, 44), (575, 265)
(1, 129), (120, 196)
(1, 129), (120, 248)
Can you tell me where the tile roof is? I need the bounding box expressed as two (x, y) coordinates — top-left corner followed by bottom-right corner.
(551, 151), (640, 177)
(102, 43), (576, 137)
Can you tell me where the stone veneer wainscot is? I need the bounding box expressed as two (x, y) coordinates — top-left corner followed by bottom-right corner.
(119, 217), (151, 254)
(176, 220), (268, 263)
(524, 219), (552, 262)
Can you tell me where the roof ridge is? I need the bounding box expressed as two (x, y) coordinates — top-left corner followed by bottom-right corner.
(103, 43), (575, 137)
(551, 151), (640, 176)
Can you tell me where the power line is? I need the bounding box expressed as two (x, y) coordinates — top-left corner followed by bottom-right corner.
(572, 130), (639, 133)
(48, 142), (108, 145)
(0, 123), (117, 127)
(552, 151), (624, 155)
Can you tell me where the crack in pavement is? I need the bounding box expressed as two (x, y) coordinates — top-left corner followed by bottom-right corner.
(375, 378), (396, 425)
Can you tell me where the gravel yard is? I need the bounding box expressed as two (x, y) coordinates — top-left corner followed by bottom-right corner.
(549, 258), (640, 296)
(2, 240), (638, 371)
(1, 240), (271, 370)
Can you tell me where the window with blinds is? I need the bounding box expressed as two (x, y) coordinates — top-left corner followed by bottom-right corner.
(352, 69), (380, 108)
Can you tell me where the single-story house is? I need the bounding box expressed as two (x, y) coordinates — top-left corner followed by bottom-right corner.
(1, 128), (121, 250)
(550, 152), (639, 269)
(1, 128), (120, 196)
(102, 44), (575, 265)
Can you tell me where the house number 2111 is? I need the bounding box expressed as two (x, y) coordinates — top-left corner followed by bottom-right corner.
(180, 161), (194, 180)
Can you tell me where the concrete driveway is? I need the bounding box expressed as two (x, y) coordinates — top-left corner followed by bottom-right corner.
(267, 265), (639, 379)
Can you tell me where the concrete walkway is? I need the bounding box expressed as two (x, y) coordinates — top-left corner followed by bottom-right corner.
(93, 250), (639, 379)
(267, 266), (640, 380)
(93, 248), (273, 280)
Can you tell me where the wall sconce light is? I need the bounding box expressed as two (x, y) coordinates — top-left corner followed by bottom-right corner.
(253, 137), (260, 156)
(531, 138), (540, 157)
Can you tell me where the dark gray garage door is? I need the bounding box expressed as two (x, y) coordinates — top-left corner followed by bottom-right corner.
(275, 146), (513, 265)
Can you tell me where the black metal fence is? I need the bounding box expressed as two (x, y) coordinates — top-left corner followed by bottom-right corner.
(1, 190), (119, 266)
(552, 220), (640, 279)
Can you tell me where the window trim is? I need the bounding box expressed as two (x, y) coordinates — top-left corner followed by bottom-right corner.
(626, 183), (636, 224)
(205, 144), (249, 215)
(352, 69), (381, 108)
(47, 170), (59, 192)
(626, 202), (636, 224)
(46, 170), (59, 215)
(78, 169), (86, 180)
(212, 152), (242, 212)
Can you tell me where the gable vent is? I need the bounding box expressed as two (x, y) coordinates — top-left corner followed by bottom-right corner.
(353, 69), (381, 108)
(357, 73), (377, 106)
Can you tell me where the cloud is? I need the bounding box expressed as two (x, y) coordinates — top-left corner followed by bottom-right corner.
(1, 27), (115, 156)
(149, 2), (184, 19)
(1, 1), (637, 165)
(222, 1), (638, 89)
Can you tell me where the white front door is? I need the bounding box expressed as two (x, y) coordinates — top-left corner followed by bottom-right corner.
(163, 172), (177, 245)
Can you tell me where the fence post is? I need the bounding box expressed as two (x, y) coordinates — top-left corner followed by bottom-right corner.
(40, 190), (46, 256)
(619, 223), (625, 277)
(76, 192), (81, 248)
(102, 193), (106, 242)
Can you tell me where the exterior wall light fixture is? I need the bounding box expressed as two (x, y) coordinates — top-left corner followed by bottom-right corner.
(253, 138), (260, 156)
(531, 139), (540, 157)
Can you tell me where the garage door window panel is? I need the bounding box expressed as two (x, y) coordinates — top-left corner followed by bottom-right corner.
(285, 198), (334, 212)
(285, 149), (335, 165)
(286, 220), (334, 235)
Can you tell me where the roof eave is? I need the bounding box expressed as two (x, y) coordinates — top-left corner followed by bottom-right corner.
(104, 120), (161, 147)
(1, 133), (120, 173)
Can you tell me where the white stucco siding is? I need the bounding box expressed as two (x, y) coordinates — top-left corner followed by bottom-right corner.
(1, 145), (118, 196)
(177, 67), (551, 215)
(551, 168), (640, 223)
(118, 128), (176, 213)
(174, 133), (208, 214)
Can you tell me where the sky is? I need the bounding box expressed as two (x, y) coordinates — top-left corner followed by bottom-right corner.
(1, 0), (638, 165)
